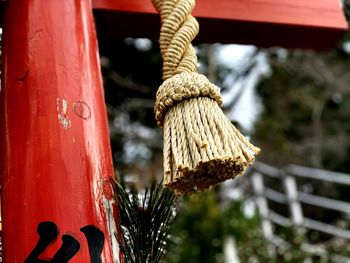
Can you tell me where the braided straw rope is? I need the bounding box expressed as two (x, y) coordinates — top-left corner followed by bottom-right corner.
(152, 0), (260, 195)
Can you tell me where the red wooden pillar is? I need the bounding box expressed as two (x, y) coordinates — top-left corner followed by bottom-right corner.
(0, 0), (120, 262)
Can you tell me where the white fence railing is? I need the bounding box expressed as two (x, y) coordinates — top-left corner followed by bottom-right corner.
(247, 162), (350, 240)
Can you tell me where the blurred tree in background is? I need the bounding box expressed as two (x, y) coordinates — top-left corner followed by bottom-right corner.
(254, 48), (350, 172)
(253, 1), (350, 174)
(165, 190), (350, 263)
(251, 3), (350, 238)
(97, 36), (164, 186)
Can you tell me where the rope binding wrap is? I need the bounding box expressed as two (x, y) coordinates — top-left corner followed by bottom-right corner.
(152, 0), (260, 195)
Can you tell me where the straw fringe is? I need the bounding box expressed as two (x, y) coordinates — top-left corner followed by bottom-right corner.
(151, 0), (260, 195)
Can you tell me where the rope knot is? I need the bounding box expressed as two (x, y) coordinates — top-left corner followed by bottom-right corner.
(154, 72), (223, 126)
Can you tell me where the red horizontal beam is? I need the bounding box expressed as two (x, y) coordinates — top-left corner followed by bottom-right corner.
(94, 0), (346, 28)
(93, 0), (348, 49)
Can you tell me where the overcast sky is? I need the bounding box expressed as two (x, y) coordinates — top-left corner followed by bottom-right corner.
(217, 44), (270, 131)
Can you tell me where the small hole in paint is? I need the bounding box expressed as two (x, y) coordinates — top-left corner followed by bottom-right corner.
(73, 101), (91, 120)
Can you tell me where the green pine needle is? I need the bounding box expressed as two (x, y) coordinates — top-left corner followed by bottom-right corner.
(113, 179), (176, 263)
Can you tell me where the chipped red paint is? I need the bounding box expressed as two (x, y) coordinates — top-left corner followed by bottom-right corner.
(0, 0), (120, 262)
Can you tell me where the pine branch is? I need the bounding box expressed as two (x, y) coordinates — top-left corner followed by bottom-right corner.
(113, 179), (176, 263)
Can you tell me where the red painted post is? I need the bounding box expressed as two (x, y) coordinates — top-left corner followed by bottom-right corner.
(0, 0), (120, 262)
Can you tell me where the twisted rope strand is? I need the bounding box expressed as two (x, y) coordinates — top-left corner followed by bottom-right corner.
(151, 0), (260, 194)
(152, 0), (198, 80)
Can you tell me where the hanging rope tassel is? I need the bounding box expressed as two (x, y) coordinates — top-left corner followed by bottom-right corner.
(152, 0), (260, 195)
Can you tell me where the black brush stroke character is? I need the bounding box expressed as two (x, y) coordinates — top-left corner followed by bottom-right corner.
(25, 222), (105, 262)
(25, 222), (80, 263)
(80, 225), (105, 263)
